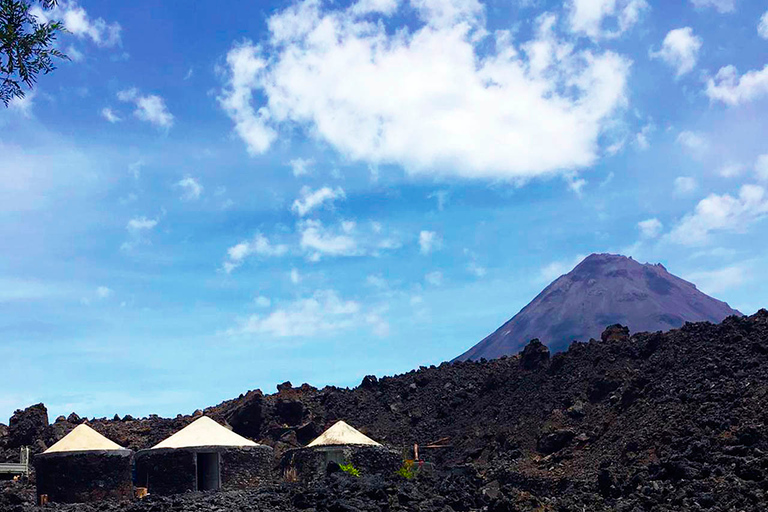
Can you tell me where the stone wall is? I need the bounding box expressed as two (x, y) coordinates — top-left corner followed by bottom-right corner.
(280, 445), (401, 484)
(34, 450), (133, 504)
(220, 446), (274, 490)
(135, 445), (274, 496)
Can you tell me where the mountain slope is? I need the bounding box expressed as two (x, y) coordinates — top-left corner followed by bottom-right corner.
(456, 253), (741, 361)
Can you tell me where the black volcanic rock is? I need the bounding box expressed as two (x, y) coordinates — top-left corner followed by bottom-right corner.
(455, 253), (741, 361)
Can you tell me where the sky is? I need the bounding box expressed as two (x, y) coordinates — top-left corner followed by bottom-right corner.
(2, 0), (768, 423)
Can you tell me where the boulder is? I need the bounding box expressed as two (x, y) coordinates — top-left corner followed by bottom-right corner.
(7, 403), (49, 450)
(537, 429), (576, 454)
(519, 339), (550, 371)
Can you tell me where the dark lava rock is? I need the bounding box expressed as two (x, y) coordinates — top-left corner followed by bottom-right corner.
(66, 412), (80, 423)
(537, 429), (576, 454)
(7, 404), (49, 450)
(519, 339), (550, 370)
(277, 381), (293, 392)
(601, 324), (630, 343)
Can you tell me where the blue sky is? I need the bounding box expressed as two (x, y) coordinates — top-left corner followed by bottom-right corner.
(2, 0), (768, 423)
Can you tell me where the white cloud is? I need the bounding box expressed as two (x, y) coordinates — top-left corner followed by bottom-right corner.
(635, 122), (654, 150)
(677, 131), (707, 155)
(298, 219), (398, 260)
(418, 230), (441, 255)
(66, 45), (84, 62)
(122, 216), (158, 251)
(538, 254), (586, 283)
(219, 2), (631, 181)
(176, 176), (203, 201)
(117, 88), (174, 129)
(366, 274), (388, 289)
(638, 218), (663, 238)
(568, 0), (649, 40)
(689, 0), (735, 13)
(255, 295), (271, 307)
(291, 186), (345, 216)
(226, 289), (368, 338)
(718, 162), (744, 178)
(127, 217), (158, 231)
(674, 176), (698, 195)
(31, 1), (121, 47)
(428, 190), (450, 211)
(8, 92), (35, 117)
(129, 160), (143, 180)
(101, 107), (121, 123)
(686, 265), (746, 295)
(350, 0), (400, 16)
(467, 261), (487, 278)
(706, 65), (768, 106)
(760, 11), (768, 39)
(668, 184), (768, 245)
(425, 271), (444, 286)
(650, 27), (702, 78)
(755, 155), (768, 182)
(96, 286), (113, 299)
(290, 268), (301, 284)
(288, 158), (313, 177)
(567, 175), (587, 197)
(299, 219), (359, 258)
(223, 233), (288, 273)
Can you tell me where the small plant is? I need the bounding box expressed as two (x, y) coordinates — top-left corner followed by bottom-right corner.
(396, 460), (418, 480)
(283, 467), (298, 482)
(339, 462), (360, 477)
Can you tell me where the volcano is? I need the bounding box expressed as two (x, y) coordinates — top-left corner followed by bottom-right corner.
(455, 253), (741, 361)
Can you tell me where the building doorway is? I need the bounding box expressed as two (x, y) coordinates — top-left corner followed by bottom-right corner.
(196, 452), (220, 491)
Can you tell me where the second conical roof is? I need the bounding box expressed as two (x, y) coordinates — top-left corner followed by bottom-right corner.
(152, 416), (258, 449)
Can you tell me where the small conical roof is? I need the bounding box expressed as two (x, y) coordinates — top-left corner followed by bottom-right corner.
(307, 421), (380, 447)
(44, 424), (125, 454)
(152, 416), (257, 449)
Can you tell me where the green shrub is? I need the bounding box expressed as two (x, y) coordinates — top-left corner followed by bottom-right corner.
(396, 460), (418, 480)
(339, 462), (360, 477)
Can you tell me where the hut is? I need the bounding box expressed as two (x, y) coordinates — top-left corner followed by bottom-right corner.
(135, 416), (273, 495)
(34, 424), (133, 504)
(280, 421), (401, 483)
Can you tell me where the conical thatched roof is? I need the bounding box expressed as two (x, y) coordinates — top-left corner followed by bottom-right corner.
(152, 416), (258, 449)
(307, 421), (380, 447)
(44, 424), (125, 454)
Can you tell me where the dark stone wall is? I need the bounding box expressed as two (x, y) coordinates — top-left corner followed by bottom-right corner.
(280, 446), (401, 484)
(34, 450), (133, 504)
(135, 449), (196, 496)
(136, 446), (274, 496)
(220, 446), (274, 490)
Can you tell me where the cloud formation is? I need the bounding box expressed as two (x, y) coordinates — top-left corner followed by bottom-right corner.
(101, 107), (121, 123)
(117, 88), (174, 129)
(706, 65), (768, 106)
(674, 176), (698, 195)
(760, 11), (768, 39)
(568, 0), (649, 40)
(638, 218), (663, 238)
(292, 186), (345, 216)
(650, 27), (702, 78)
(689, 0), (735, 13)
(668, 184), (768, 245)
(418, 230), (441, 255)
(176, 176), (203, 201)
(31, 1), (121, 48)
(219, 1), (631, 181)
(226, 289), (388, 338)
(223, 233), (288, 273)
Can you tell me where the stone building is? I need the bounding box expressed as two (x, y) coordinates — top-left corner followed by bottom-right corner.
(135, 416), (272, 495)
